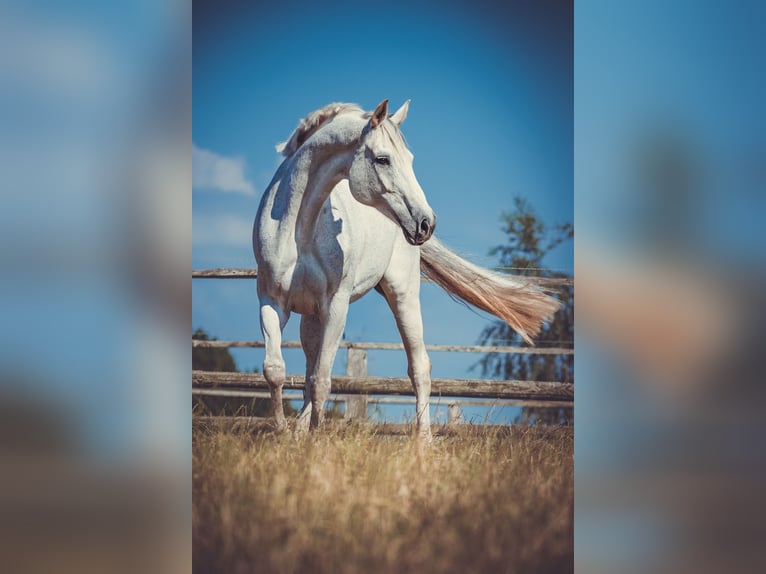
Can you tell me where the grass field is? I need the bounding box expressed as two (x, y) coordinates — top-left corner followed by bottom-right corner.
(192, 422), (573, 574)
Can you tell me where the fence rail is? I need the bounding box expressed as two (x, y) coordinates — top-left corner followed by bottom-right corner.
(192, 268), (259, 278)
(192, 388), (573, 409)
(192, 268), (573, 286)
(192, 339), (573, 355)
(193, 267), (574, 423)
(192, 371), (573, 402)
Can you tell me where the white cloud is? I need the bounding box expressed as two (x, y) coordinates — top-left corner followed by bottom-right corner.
(193, 213), (253, 247)
(192, 144), (255, 195)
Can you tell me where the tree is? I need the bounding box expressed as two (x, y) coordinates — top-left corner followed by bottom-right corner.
(474, 197), (573, 424)
(192, 328), (238, 372)
(192, 328), (296, 417)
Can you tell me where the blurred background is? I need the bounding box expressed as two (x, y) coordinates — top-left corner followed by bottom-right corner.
(0, 0), (190, 572)
(0, 0), (764, 572)
(576, 1), (766, 573)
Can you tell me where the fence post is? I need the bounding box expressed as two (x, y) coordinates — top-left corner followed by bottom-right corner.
(448, 402), (463, 425)
(344, 348), (368, 420)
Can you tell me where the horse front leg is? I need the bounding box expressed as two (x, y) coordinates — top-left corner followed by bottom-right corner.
(309, 294), (350, 429)
(378, 276), (432, 442)
(259, 298), (290, 431)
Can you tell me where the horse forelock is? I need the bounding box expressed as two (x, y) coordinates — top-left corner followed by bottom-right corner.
(379, 120), (410, 155)
(276, 103), (365, 158)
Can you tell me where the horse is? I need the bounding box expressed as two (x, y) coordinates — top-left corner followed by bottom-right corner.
(253, 99), (559, 440)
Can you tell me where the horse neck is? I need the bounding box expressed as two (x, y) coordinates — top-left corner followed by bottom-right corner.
(291, 136), (358, 248)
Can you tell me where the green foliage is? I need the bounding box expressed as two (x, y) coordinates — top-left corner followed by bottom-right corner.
(192, 328), (297, 417)
(474, 197), (574, 424)
(192, 328), (238, 372)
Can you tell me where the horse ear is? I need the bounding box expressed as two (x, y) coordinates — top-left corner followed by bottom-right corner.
(390, 100), (410, 126)
(370, 99), (389, 128)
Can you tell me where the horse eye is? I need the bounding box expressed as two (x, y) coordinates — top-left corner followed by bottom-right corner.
(375, 156), (390, 166)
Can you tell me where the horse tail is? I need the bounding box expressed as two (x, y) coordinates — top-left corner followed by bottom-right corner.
(419, 237), (560, 345)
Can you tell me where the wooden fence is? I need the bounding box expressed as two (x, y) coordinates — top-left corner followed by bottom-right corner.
(193, 268), (573, 424)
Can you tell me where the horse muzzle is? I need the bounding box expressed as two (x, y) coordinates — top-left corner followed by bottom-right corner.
(406, 213), (436, 245)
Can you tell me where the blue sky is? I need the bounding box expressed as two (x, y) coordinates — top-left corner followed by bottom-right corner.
(192, 0), (573, 420)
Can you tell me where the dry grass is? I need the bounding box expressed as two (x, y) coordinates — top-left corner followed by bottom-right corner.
(193, 423), (573, 574)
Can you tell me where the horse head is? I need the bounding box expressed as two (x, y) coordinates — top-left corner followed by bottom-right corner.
(349, 99), (436, 246)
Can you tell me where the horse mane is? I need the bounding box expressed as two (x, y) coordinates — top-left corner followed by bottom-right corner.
(276, 102), (366, 158)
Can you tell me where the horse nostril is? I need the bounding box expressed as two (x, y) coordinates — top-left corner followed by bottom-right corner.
(419, 218), (431, 237)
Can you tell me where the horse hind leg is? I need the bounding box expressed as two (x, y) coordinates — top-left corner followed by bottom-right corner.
(260, 300), (290, 431)
(295, 314), (321, 433)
